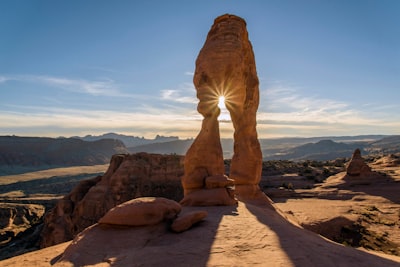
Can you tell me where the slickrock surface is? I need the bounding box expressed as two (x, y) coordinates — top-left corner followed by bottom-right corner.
(40, 153), (183, 247)
(2, 193), (399, 267)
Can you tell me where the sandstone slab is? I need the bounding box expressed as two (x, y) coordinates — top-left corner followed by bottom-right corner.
(99, 197), (181, 226)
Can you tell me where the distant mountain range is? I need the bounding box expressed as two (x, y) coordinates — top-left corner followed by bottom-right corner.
(74, 133), (180, 147)
(0, 136), (127, 175)
(1, 133), (399, 175)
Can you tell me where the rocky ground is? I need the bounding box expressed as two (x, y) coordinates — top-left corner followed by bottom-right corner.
(1, 191), (400, 267)
(0, 153), (399, 265)
(0, 165), (108, 260)
(263, 154), (400, 256)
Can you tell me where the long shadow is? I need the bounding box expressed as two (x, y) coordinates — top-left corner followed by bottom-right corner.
(0, 173), (102, 196)
(338, 173), (400, 204)
(270, 172), (400, 205)
(243, 190), (400, 267)
(53, 205), (238, 267)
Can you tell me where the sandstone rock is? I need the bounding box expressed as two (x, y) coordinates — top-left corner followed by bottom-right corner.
(180, 188), (237, 206)
(170, 210), (208, 233)
(40, 153), (184, 248)
(182, 14), (262, 205)
(99, 197), (181, 226)
(346, 149), (372, 176)
(205, 174), (234, 189)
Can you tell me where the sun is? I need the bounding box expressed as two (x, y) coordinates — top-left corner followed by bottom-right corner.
(218, 96), (226, 109)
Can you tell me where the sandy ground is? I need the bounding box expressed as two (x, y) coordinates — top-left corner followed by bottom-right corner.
(1, 192), (399, 267)
(0, 165), (109, 185)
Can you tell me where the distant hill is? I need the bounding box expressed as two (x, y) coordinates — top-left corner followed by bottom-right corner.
(75, 133), (179, 147)
(1, 134), (398, 175)
(263, 139), (367, 161)
(129, 139), (193, 155)
(368, 135), (400, 154)
(0, 136), (128, 175)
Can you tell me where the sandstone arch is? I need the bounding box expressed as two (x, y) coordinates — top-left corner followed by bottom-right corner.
(181, 14), (262, 205)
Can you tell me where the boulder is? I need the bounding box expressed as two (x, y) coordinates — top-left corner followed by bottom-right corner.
(170, 210), (208, 233)
(99, 197), (181, 226)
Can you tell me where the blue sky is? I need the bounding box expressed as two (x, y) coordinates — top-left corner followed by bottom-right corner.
(1, 0), (399, 139)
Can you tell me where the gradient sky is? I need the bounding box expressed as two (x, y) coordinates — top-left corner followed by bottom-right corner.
(1, 0), (399, 139)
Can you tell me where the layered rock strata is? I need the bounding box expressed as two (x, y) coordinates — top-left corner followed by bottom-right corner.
(182, 14), (262, 205)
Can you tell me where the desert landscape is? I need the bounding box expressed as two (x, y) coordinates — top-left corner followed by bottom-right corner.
(1, 1), (400, 266)
(1, 13), (400, 267)
(0, 151), (400, 266)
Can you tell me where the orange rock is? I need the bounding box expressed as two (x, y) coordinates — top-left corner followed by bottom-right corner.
(98, 197), (181, 226)
(170, 210), (208, 233)
(41, 153), (184, 248)
(182, 14), (263, 205)
(180, 188), (237, 206)
(346, 149), (372, 176)
(205, 174), (234, 189)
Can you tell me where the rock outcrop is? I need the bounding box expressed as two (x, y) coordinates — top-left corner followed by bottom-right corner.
(0, 203), (45, 245)
(171, 210), (208, 233)
(40, 153), (184, 248)
(182, 14), (262, 205)
(346, 149), (372, 176)
(99, 197), (181, 226)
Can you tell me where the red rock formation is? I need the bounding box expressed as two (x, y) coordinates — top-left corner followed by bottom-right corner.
(99, 197), (181, 226)
(40, 153), (184, 248)
(171, 210), (208, 233)
(182, 14), (262, 205)
(346, 149), (372, 176)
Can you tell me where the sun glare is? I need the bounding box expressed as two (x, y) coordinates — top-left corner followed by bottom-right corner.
(218, 96), (226, 110)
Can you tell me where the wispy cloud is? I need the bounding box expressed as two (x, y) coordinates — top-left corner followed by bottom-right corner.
(160, 83), (197, 104)
(0, 74), (135, 97)
(0, 106), (202, 138)
(256, 81), (400, 137)
(184, 71), (194, 76)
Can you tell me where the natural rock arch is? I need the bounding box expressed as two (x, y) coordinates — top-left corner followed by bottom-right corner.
(181, 14), (262, 205)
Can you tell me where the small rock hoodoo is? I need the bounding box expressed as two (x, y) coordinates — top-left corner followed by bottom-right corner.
(181, 14), (263, 205)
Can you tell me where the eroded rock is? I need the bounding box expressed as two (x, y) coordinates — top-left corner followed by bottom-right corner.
(40, 153), (184, 248)
(346, 149), (372, 176)
(171, 210), (208, 233)
(99, 197), (181, 226)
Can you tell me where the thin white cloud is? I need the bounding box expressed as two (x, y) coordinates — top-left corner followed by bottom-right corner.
(0, 76), (9, 83)
(0, 74), (137, 98)
(0, 106), (202, 139)
(160, 83), (197, 104)
(184, 71), (194, 76)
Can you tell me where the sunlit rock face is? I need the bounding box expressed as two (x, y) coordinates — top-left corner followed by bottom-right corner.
(182, 14), (262, 205)
(346, 148), (372, 176)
